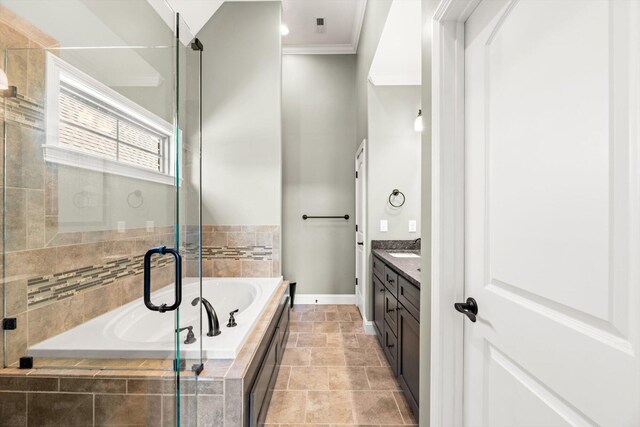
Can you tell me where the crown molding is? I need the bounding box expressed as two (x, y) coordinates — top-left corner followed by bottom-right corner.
(283, 44), (357, 55)
(282, 0), (367, 55)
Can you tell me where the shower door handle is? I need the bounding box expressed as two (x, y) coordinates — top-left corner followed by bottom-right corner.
(143, 246), (182, 313)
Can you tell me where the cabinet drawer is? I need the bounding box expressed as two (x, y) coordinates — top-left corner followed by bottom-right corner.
(398, 275), (420, 321)
(384, 292), (398, 335)
(383, 321), (398, 376)
(373, 256), (385, 281)
(384, 266), (398, 298)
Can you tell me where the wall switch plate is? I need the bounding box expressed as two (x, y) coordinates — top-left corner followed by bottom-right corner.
(380, 219), (388, 232)
(409, 220), (417, 233)
(117, 221), (126, 233)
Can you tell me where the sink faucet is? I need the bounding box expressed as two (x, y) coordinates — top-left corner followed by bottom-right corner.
(414, 237), (421, 246)
(191, 297), (221, 337)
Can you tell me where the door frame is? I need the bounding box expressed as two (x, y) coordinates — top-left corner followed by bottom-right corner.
(355, 139), (374, 333)
(430, 0), (480, 426)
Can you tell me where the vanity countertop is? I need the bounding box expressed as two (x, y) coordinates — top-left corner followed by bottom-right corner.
(372, 248), (421, 289)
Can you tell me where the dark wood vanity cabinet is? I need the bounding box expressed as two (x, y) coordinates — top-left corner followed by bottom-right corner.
(372, 254), (420, 419)
(398, 305), (420, 415)
(373, 275), (386, 341)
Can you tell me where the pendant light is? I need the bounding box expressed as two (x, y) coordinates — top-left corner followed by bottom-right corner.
(0, 68), (16, 98)
(0, 68), (8, 90)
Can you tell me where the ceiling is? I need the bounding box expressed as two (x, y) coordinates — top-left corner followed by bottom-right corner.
(160, 0), (367, 54)
(281, 0), (366, 54)
(368, 0), (421, 86)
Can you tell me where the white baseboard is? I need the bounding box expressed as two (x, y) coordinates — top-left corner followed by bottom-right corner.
(362, 319), (376, 335)
(294, 294), (356, 305)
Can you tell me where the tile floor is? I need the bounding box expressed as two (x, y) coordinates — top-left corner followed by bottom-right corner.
(264, 304), (418, 426)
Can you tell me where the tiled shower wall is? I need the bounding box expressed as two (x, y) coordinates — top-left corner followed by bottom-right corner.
(199, 225), (281, 278)
(0, 12), (177, 366)
(0, 9), (282, 367)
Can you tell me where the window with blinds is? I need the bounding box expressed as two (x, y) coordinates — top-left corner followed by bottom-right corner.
(44, 53), (175, 185)
(58, 86), (166, 173)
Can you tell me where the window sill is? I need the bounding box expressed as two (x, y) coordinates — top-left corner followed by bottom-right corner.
(42, 144), (180, 186)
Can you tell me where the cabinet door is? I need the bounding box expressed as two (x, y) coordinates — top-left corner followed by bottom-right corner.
(398, 309), (420, 419)
(373, 275), (386, 340)
(384, 320), (398, 375)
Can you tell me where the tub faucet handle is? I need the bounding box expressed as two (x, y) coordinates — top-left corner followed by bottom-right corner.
(178, 326), (196, 344)
(227, 309), (239, 328)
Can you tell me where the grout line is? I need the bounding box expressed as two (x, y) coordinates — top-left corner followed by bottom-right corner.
(391, 389), (408, 425)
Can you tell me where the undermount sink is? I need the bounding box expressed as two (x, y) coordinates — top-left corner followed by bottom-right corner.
(388, 252), (420, 258)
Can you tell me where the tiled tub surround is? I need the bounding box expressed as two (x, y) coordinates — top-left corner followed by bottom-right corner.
(28, 277), (283, 360)
(2, 226), (181, 367)
(199, 225), (281, 278)
(0, 280), (290, 426)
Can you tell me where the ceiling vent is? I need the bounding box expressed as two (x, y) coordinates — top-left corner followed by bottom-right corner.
(316, 18), (326, 34)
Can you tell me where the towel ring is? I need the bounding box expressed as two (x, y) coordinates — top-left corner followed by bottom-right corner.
(127, 190), (144, 209)
(388, 189), (405, 208)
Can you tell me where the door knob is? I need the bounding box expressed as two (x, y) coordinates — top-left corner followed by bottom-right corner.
(454, 297), (478, 322)
(357, 242), (364, 246)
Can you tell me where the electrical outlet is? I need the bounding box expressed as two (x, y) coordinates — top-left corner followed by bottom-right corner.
(117, 221), (126, 233)
(409, 220), (417, 233)
(146, 220), (155, 232)
(380, 220), (388, 232)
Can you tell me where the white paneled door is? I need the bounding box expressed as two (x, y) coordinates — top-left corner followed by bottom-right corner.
(462, 0), (640, 425)
(355, 140), (367, 316)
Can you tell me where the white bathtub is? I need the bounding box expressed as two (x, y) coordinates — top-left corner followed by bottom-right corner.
(28, 277), (283, 360)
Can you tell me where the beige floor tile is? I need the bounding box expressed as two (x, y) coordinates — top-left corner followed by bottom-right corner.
(349, 311), (363, 321)
(292, 304), (315, 313)
(305, 390), (354, 424)
(274, 366), (291, 390)
(356, 334), (380, 349)
(281, 348), (311, 366)
(313, 322), (341, 333)
(310, 348), (346, 366)
(286, 333), (299, 348)
(336, 305), (360, 314)
(297, 333), (328, 348)
(300, 311), (327, 322)
(339, 321), (365, 334)
(343, 347), (382, 367)
(290, 322), (314, 333)
(325, 311), (352, 322)
(288, 367), (330, 390)
(393, 391), (418, 424)
(265, 391), (307, 424)
(327, 333), (359, 348)
(366, 367), (402, 390)
(314, 305), (338, 312)
(328, 367), (370, 390)
(350, 391), (404, 425)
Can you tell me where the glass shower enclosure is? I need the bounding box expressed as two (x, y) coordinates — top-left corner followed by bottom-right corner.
(1, 2), (203, 425)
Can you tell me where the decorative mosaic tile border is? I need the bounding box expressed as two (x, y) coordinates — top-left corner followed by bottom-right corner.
(27, 255), (172, 309)
(4, 95), (45, 130)
(202, 245), (273, 261)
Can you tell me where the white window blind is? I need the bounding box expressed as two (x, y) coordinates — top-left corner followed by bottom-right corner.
(44, 53), (176, 185)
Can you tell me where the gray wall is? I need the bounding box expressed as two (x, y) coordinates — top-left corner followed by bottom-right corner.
(198, 1), (282, 225)
(367, 84), (422, 241)
(355, 0), (392, 148)
(282, 54), (357, 295)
